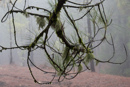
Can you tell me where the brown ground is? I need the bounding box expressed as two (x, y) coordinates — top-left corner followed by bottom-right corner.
(0, 65), (130, 87)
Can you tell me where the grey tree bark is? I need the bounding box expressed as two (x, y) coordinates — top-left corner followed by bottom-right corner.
(9, 4), (13, 64)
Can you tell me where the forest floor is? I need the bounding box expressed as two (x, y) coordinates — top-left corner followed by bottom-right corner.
(0, 65), (130, 87)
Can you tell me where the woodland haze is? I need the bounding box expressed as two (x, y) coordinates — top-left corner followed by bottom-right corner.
(0, 0), (130, 86)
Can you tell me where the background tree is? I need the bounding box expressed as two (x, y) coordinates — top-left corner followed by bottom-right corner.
(84, 0), (95, 72)
(8, 2), (13, 64)
(95, 0), (130, 77)
(0, 0), (14, 64)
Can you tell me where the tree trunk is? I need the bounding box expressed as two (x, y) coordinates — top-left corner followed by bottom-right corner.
(28, 0), (34, 66)
(87, 10), (95, 72)
(9, 7), (13, 64)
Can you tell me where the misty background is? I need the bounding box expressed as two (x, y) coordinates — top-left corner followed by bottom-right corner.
(0, 0), (130, 77)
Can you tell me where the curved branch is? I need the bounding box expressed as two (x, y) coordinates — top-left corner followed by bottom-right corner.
(67, 0), (92, 5)
(64, 0), (105, 8)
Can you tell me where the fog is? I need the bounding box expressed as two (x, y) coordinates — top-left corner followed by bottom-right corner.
(0, 0), (130, 78)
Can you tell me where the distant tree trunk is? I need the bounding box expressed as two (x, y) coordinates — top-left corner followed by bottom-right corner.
(84, 0), (95, 72)
(20, 30), (25, 66)
(28, 0), (34, 66)
(9, 5), (13, 64)
(29, 19), (34, 66)
(29, 20), (34, 66)
(118, 13), (130, 76)
(87, 16), (95, 72)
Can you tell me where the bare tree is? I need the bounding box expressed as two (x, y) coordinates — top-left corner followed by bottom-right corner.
(8, 3), (13, 64)
(0, 0), (13, 64)
(85, 0), (95, 72)
(0, 0), (127, 84)
(9, 11), (13, 64)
